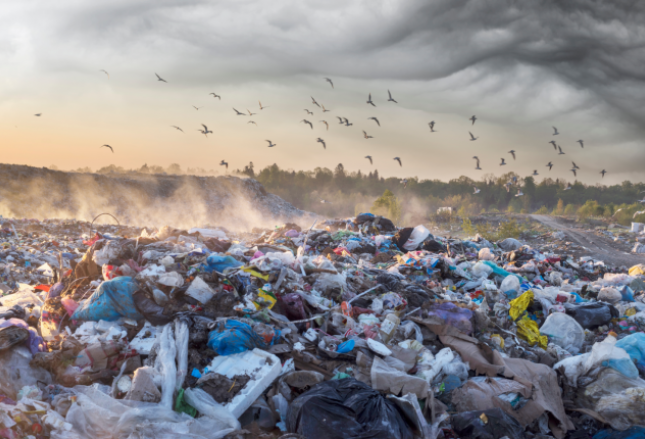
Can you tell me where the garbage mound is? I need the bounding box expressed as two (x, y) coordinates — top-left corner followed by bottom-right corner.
(2, 214), (645, 438)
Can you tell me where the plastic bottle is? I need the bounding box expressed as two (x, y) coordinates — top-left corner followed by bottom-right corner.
(379, 313), (400, 344)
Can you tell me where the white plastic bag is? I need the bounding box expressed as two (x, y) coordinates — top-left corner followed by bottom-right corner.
(540, 312), (585, 354)
(402, 225), (431, 251)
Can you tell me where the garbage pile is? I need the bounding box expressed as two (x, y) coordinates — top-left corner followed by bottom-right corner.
(1, 214), (645, 438)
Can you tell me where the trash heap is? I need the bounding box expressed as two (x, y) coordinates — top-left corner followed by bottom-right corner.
(1, 214), (645, 438)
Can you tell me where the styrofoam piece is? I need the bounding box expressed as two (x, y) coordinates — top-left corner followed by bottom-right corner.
(367, 338), (392, 356)
(186, 277), (216, 304)
(130, 321), (162, 355)
(205, 348), (281, 419)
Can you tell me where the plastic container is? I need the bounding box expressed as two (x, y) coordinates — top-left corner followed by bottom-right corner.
(378, 313), (400, 344)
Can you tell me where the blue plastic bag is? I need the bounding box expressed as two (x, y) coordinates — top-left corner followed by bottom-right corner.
(616, 333), (645, 373)
(594, 426), (645, 439)
(207, 320), (281, 356)
(71, 277), (142, 322)
(201, 254), (243, 273)
(620, 286), (635, 303)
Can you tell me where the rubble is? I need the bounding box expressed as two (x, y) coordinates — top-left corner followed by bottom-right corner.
(1, 214), (645, 438)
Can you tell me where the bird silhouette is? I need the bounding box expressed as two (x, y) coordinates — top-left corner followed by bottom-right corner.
(564, 183), (572, 190)
(325, 78), (334, 89)
(233, 108), (245, 116)
(320, 120), (329, 130)
(516, 189), (524, 197)
(387, 90), (398, 103)
(368, 117), (380, 127)
(473, 187), (481, 194)
(401, 178), (408, 188)
(248, 121), (257, 125)
(367, 93), (376, 107)
(155, 73), (167, 83)
(571, 168), (577, 177)
(552, 126), (559, 135)
(473, 156), (481, 170)
(317, 138), (326, 149)
(311, 97), (320, 108)
(266, 140), (276, 147)
(34, 113), (41, 117)
(546, 162), (553, 171)
(470, 115), (477, 125)
(600, 169), (607, 178)
(504, 182), (511, 193)
(220, 160), (228, 170)
(508, 150), (516, 160)
(100, 69), (109, 79)
(577, 140), (584, 148)
(365, 156), (373, 165)
(344, 118), (353, 127)
(193, 106), (202, 110)
(336, 116), (345, 125)
(101, 144), (113, 153)
(247, 109), (256, 116)
(558, 145), (565, 155)
(572, 161), (579, 169)
(500, 158), (506, 166)
(259, 101), (269, 110)
(198, 124), (213, 137)
(394, 157), (402, 167)
(469, 132), (478, 141)
(549, 140), (557, 150)
(532, 170), (539, 176)
(304, 109), (314, 116)
(322, 105), (330, 112)
(209, 93), (221, 100)
(171, 125), (184, 132)
(363, 130), (373, 139)
(301, 119), (313, 129)
(428, 121), (435, 132)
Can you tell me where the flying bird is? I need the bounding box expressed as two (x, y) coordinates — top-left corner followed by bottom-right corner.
(367, 93), (376, 107)
(532, 170), (539, 176)
(564, 184), (572, 190)
(552, 126), (559, 135)
(344, 118), (353, 127)
(473, 156), (481, 170)
(209, 93), (221, 100)
(546, 162), (553, 171)
(304, 109), (314, 116)
(577, 140), (584, 148)
(401, 178), (408, 189)
(368, 117), (380, 127)
(259, 101), (269, 110)
(428, 121), (435, 132)
(100, 69), (109, 79)
(220, 160), (228, 170)
(325, 77), (334, 89)
(320, 199), (332, 204)
(34, 113), (41, 117)
(100, 144), (113, 153)
(301, 119), (313, 129)
(198, 124), (212, 137)
(233, 108), (246, 116)
(266, 140), (276, 147)
(393, 157), (402, 167)
(322, 105), (330, 112)
(311, 97), (320, 108)
(387, 90), (398, 103)
(572, 161), (579, 169)
(469, 132), (478, 141)
(320, 120), (329, 130)
(365, 156), (373, 165)
(558, 145), (565, 155)
(549, 140), (557, 150)
(600, 169), (607, 178)
(470, 115), (477, 125)
(317, 138), (326, 149)
(336, 116), (345, 125)
(155, 73), (167, 83)
(511, 176), (518, 185)
(508, 150), (516, 160)
(473, 187), (481, 194)
(500, 158), (506, 166)
(516, 189), (524, 197)
(171, 125), (184, 132)
(193, 106), (202, 110)
(248, 121), (257, 125)
(247, 109), (256, 116)
(363, 130), (373, 139)
(504, 182), (511, 193)
(571, 168), (577, 177)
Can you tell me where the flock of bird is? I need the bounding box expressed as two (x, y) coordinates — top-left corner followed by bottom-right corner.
(33, 69), (610, 195)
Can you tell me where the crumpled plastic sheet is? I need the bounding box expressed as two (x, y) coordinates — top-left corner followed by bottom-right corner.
(207, 319), (281, 356)
(72, 276), (142, 322)
(509, 290), (548, 349)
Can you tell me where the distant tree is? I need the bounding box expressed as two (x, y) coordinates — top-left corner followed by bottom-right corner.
(371, 189), (401, 224)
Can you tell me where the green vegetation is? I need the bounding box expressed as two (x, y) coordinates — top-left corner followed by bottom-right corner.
(462, 218), (522, 241)
(371, 190), (401, 224)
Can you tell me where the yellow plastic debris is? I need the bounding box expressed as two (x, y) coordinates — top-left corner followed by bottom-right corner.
(491, 334), (505, 349)
(509, 290), (548, 350)
(629, 264), (645, 276)
(479, 413), (488, 424)
(625, 307), (638, 317)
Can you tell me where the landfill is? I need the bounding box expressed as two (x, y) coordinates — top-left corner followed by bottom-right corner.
(1, 215), (645, 439)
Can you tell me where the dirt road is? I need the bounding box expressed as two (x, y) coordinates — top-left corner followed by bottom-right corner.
(530, 214), (645, 267)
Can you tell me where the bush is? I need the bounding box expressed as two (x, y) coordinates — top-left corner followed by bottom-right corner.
(371, 190), (401, 224)
(535, 206), (549, 214)
(463, 218), (522, 241)
(564, 204), (577, 215)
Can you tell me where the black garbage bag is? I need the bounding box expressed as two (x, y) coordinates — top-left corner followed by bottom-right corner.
(392, 228), (414, 252)
(376, 272), (401, 291)
(132, 292), (174, 325)
(564, 302), (619, 329)
(452, 408), (526, 439)
(422, 239), (446, 253)
(287, 378), (414, 439)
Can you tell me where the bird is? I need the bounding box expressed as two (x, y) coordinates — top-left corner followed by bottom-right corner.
(325, 78), (334, 89)
(428, 121), (435, 132)
(301, 119), (313, 129)
(394, 157), (402, 167)
(322, 105), (330, 112)
(473, 187), (481, 194)
(473, 156), (481, 170)
(564, 183), (572, 190)
(100, 144), (113, 153)
(577, 140), (584, 148)
(220, 160), (228, 170)
(171, 125), (184, 132)
(259, 101), (269, 110)
(304, 109), (314, 116)
(34, 113), (41, 117)
(198, 124), (212, 137)
(266, 140), (276, 147)
(155, 73), (167, 83)
(558, 145), (565, 155)
(387, 90), (398, 103)
(546, 162), (553, 171)
(100, 69), (109, 79)
(193, 106), (202, 110)
(364, 156), (374, 165)
(367, 93), (376, 107)
(511, 176), (518, 185)
(247, 109), (256, 116)
(469, 132), (478, 141)
(209, 93), (221, 100)
(368, 117), (380, 127)
(248, 121), (257, 125)
(311, 97), (320, 108)
(317, 138), (326, 149)
(549, 140), (557, 150)
(344, 118), (353, 127)
(552, 126), (559, 135)
(233, 108), (245, 116)
(532, 170), (539, 176)
(516, 189), (524, 197)
(470, 115), (477, 125)
(320, 120), (329, 130)
(336, 116), (345, 125)
(600, 169), (607, 178)
(504, 182), (511, 193)
(571, 168), (577, 177)
(500, 158), (506, 166)
(363, 130), (373, 139)
(572, 161), (579, 169)
(401, 178), (408, 189)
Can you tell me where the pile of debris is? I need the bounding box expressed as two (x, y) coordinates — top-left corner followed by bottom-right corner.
(1, 214), (645, 439)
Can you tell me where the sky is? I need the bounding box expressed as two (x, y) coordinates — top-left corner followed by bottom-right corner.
(2, 0), (645, 185)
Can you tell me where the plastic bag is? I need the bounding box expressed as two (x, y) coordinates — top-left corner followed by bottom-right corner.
(402, 225), (431, 251)
(201, 254), (243, 273)
(616, 333), (645, 373)
(596, 387), (645, 431)
(207, 320), (281, 356)
(286, 378), (414, 439)
(183, 388), (240, 434)
(500, 275), (520, 294)
(478, 247), (495, 261)
(588, 335), (639, 379)
(72, 277), (142, 322)
(175, 319), (189, 391)
(155, 324), (177, 410)
(540, 312), (585, 354)
(509, 291), (548, 349)
(564, 302), (619, 329)
(0, 346), (52, 399)
(426, 302), (473, 334)
(471, 261), (494, 279)
(452, 408), (527, 439)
